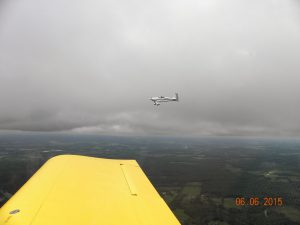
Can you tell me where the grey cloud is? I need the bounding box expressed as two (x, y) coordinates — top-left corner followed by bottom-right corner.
(0, 0), (300, 136)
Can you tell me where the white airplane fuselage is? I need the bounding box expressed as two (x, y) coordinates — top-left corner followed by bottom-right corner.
(149, 93), (179, 106)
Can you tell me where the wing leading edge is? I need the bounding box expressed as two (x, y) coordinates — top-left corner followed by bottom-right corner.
(0, 155), (180, 225)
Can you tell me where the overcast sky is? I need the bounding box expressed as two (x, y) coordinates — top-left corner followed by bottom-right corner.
(0, 0), (300, 137)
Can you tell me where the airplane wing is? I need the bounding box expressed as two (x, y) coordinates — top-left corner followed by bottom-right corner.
(0, 155), (180, 225)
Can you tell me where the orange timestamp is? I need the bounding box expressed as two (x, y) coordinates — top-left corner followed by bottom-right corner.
(235, 197), (283, 206)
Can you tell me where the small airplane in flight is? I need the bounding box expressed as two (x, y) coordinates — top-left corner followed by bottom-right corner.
(149, 93), (179, 106)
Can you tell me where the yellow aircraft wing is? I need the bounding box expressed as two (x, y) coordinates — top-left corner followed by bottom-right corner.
(0, 155), (180, 225)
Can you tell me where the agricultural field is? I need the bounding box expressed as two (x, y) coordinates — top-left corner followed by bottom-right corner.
(0, 134), (299, 225)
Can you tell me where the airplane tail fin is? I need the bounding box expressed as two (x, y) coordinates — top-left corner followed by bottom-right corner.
(175, 93), (179, 101)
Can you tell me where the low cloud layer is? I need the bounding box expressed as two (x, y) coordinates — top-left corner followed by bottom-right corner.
(0, 0), (300, 136)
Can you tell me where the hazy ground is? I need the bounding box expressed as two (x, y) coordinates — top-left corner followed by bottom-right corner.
(0, 134), (299, 225)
